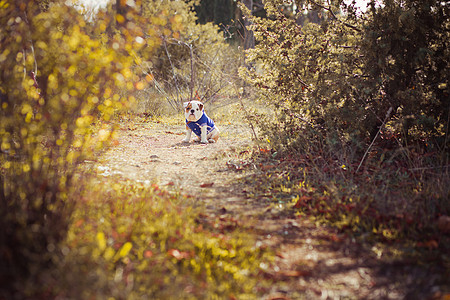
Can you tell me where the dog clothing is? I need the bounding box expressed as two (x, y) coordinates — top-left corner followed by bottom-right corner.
(186, 112), (216, 137)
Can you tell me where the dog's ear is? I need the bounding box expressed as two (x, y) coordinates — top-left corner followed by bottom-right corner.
(184, 102), (192, 111)
(198, 103), (204, 111)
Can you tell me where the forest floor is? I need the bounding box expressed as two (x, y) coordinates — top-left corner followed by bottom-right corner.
(91, 119), (447, 299)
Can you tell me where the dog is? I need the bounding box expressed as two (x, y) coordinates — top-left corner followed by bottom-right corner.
(182, 100), (219, 144)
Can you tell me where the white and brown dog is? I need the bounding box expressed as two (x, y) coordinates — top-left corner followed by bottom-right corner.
(182, 100), (219, 144)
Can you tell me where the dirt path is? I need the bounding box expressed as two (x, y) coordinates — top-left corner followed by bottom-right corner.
(91, 121), (444, 299)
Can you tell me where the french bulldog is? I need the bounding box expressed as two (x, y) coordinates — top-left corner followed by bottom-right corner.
(182, 100), (219, 144)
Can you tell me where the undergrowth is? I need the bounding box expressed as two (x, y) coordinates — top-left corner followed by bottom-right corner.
(236, 145), (449, 261)
(25, 176), (272, 299)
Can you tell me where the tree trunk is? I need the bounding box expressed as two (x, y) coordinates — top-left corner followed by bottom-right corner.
(242, 0), (255, 50)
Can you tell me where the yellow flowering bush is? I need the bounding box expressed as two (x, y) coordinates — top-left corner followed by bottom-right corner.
(0, 0), (158, 293)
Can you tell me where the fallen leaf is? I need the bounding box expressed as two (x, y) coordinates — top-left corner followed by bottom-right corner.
(74, 219), (84, 227)
(200, 182), (214, 188)
(165, 131), (184, 135)
(417, 239), (439, 249)
(260, 164), (274, 171)
(168, 249), (190, 260)
(293, 196), (312, 208)
(144, 250), (153, 258)
(329, 234), (343, 242)
(267, 294), (291, 300)
(278, 270), (307, 277)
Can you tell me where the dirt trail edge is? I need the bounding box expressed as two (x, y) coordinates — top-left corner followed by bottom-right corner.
(90, 121), (442, 300)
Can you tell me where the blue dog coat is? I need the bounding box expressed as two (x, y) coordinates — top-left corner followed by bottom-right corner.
(186, 112), (216, 137)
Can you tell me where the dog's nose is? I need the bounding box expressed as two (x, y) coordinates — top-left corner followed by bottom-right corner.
(190, 109), (195, 114)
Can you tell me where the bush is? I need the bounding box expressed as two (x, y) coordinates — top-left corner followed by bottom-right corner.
(0, 1), (154, 296)
(238, 0), (450, 244)
(360, 0), (449, 147)
(241, 0), (449, 157)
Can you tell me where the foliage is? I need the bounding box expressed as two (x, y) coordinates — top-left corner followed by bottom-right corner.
(40, 178), (270, 299)
(360, 0), (449, 147)
(0, 0), (158, 294)
(241, 0), (449, 156)
(90, 0), (244, 117)
(236, 0), (450, 266)
(240, 0), (369, 153)
(117, 0), (243, 116)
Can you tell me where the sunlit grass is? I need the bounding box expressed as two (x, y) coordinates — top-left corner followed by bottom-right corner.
(52, 175), (272, 299)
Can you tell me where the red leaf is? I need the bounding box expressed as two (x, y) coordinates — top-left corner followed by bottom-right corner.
(144, 250), (153, 258)
(165, 131), (184, 135)
(417, 240), (439, 249)
(200, 182), (214, 188)
(293, 196), (312, 208)
(260, 164), (274, 171)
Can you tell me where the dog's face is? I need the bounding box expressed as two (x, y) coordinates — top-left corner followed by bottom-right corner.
(184, 100), (204, 122)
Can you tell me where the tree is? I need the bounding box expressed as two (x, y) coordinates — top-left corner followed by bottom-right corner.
(360, 0), (449, 147)
(242, 0), (255, 49)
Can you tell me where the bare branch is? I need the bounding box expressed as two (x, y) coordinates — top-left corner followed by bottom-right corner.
(309, 0), (361, 32)
(356, 107), (393, 173)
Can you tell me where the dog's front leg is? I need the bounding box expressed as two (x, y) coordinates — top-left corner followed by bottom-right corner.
(200, 126), (208, 144)
(183, 126), (192, 143)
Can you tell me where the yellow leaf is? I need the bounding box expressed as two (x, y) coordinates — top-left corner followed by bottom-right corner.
(98, 129), (110, 141)
(23, 164), (31, 172)
(145, 73), (154, 82)
(116, 14), (125, 24)
(104, 247), (115, 260)
(172, 15), (182, 24)
(135, 81), (145, 90)
(96, 232), (106, 251)
(119, 242), (132, 258)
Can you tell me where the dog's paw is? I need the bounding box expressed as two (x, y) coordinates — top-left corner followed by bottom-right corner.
(182, 139), (190, 143)
(207, 139), (216, 143)
(200, 140), (209, 144)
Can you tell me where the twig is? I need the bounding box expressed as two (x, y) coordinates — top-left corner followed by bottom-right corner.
(188, 43), (194, 101)
(443, 103), (449, 155)
(408, 165), (450, 172)
(162, 37), (182, 104)
(231, 84), (259, 143)
(309, 0), (361, 32)
(151, 76), (178, 111)
(356, 107), (393, 173)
